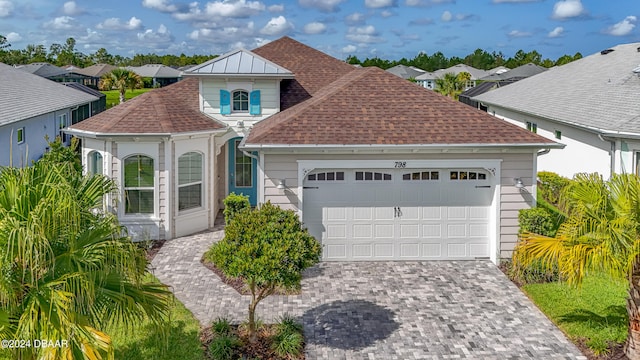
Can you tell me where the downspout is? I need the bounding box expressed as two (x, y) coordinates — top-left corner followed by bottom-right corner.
(598, 133), (616, 177)
(536, 149), (550, 156)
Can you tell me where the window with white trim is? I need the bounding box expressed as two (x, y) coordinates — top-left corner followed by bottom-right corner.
(123, 155), (154, 214)
(59, 114), (68, 141)
(178, 152), (203, 211)
(355, 171), (392, 181)
(16, 127), (25, 144)
(232, 90), (249, 112)
(87, 151), (103, 175)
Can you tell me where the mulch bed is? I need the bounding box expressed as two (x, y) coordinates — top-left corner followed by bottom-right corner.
(499, 263), (629, 360)
(201, 324), (305, 360)
(144, 240), (166, 262)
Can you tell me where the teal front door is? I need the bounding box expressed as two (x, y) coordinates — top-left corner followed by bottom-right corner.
(228, 138), (257, 206)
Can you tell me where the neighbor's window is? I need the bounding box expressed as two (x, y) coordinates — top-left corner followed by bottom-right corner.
(16, 128), (25, 144)
(555, 130), (562, 139)
(87, 151), (103, 175)
(178, 152), (203, 211)
(526, 121), (537, 133)
(232, 90), (249, 112)
(124, 155), (154, 214)
(59, 114), (68, 141)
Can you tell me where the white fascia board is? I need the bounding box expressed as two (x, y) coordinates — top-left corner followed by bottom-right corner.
(182, 73), (295, 79)
(64, 128), (227, 138)
(241, 143), (565, 151)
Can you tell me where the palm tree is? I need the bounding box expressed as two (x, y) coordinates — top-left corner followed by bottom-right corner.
(99, 68), (143, 104)
(434, 71), (471, 100)
(0, 139), (171, 359)
(514, 173), (640, 359)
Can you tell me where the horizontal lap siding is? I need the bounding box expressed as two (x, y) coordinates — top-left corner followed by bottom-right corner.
(263, 152), (535, 260)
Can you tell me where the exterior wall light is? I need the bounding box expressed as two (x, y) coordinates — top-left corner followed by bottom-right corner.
(514, 178), (525, 189)
(276, 179), (286, 189)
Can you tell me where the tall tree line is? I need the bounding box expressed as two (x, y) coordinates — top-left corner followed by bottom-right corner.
(0, 36), (216, 68)
(347, 48), (583, 71)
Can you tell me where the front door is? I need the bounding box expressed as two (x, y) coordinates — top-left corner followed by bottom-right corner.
(228, 138), (257, 206)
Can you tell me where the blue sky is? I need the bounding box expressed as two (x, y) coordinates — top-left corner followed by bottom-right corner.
(0, 0), (637, 61)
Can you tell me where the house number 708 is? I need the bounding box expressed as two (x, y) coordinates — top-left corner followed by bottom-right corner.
(394, 161), (407, 168)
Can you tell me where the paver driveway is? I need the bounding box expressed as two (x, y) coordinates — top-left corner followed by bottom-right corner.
(151, 226), (586, 360)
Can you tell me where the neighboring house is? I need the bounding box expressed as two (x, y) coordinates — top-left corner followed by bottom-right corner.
(386, 64), (426, 80)
(15, 62), (87, 83)
(73, 63), (117, 89)
(473, 43), (640, 179)
(127, 64), (183, 87)
(0, 63), (103, 167)
(458, 80), (517, 110)
(415, 64), (490, 90)
(67, 37), (561, 263)
(479, 63), (547, 82)
(62, 82), (107, 118)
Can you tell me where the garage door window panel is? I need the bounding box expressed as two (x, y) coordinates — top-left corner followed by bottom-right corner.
(307, 171), (344, 181)
(403, 171), (439, 181)
(450, 171), (487, 180)
(355, 171), (392, 181)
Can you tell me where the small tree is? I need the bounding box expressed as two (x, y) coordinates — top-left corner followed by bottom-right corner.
(207, 202), (321, 342)
(99, 68), (143, 104)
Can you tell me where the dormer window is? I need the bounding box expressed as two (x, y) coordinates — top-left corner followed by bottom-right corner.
(233, 90), (249, 112)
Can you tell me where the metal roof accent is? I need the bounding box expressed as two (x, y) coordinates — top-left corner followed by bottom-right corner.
(185, 49), (293, 77)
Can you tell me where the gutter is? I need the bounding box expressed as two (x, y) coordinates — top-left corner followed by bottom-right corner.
(240, 142), (565, 151)
(237, 134), (259, 161)
(63, 127), (227, 138)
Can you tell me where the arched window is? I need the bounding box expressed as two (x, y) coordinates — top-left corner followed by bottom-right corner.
(87, 151), (103, 175)
(232, 90), (249, 112)
(123, 155), (154, 214)
(178, 152), (203, 211)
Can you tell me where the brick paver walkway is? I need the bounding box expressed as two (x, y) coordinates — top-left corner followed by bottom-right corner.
(151, 223), (586, 359)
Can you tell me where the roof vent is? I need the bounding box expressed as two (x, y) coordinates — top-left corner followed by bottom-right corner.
(637, 46), (640, 53)
(601, 49), (615, 55)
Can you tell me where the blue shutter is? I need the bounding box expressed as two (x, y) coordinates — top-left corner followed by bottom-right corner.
(249, 90), (261, 115)
(220, 90), (230, 115)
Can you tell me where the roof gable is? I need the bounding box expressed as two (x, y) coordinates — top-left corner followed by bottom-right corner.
(186, 49), (293, 77)
(473, 42), (640, 134)
(73, 64), (117, 77)
(127, 64), (183, 78)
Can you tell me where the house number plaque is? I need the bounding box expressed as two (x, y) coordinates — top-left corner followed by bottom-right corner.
(394, 161), (407, 168)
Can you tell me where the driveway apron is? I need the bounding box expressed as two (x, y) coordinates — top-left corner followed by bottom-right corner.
(151, 227), (586, 360)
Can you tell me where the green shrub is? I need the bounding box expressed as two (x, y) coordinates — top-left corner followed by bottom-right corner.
(208, 334), (240, 360)
(271, 316), (304, 358)
(504, 258), (559, 284)
(212, 317), (232, 337)
(276, 314), (303, 335)
(538, 171), (570, 205)
(223, 192), (250, 224)
(519, 207), (556, 237)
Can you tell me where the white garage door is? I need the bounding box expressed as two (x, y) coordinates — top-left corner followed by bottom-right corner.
(302, 168), (495, 261)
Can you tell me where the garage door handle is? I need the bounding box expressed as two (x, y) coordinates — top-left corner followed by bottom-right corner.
(303, 186), (319, 189)
(475, 185), (491, 188)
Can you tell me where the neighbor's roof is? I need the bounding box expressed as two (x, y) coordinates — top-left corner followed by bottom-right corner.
(416, 64), (490, 80)
(63, 82), (106, 98)
(67, 78), (225, 135)
(459, 80), (516, 100)
(73, 63), (117, 78)
(15, 62), (69, 78)
(245, 64), (557, 147)
(0, 63), (100, 127)
(474, 43), (640, 135)
(127, 64), (183, 78)
(386, 64), (425, 80)
(480, 63), (547, 81)
(185, 49), (293, 77)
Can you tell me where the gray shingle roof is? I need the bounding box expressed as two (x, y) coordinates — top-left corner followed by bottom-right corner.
(474, 43), (640, 135)
(480, 63), (547, 81)
(186, 49), (293, 77)
(15, 63), (68, 78)
(127, 64), (183, 78)
(0, 63), (99, 127)
(386, 64), (425, 79)
(73, 63), (117, 77)
(416, 64), (489, 80)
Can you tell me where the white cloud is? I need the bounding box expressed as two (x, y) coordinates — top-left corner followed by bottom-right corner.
(492, 0), (542, 3)
(97, 17), (143, 30)
(365, 0), (396, 9)
(551, 0), (585, 20)
(303, 21), (327, 34)
(604, 16), (636, 36)
(62, 1), (86, 16)
(142, 0), (178, 12)
(0, 0), (13, 17)
(346, 12), (366, 25)
(43, 16), (75, 30)
(260, 15), (293, 36)
(342, 44), (357, 53)
(507, 30), (532, 38)
(298, 0), (345, 13)
(268, 4), (284, 12)
(346, 25), (384, 43)
(137, 24), (174, 43)
(5, 31), (21, 42)
(441, 10), (452, 22)
(186, 22), (258, 47)
(548, 26), (564, 38)
(380, 10), (394, 17)
(405, 0), (454, 7)
(206, 0), (265, 18)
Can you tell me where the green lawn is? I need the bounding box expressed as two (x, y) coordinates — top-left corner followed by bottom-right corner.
(522, 273), (628, 354)
(0, 275), (205, 360)
(102, 88), (152, 109)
